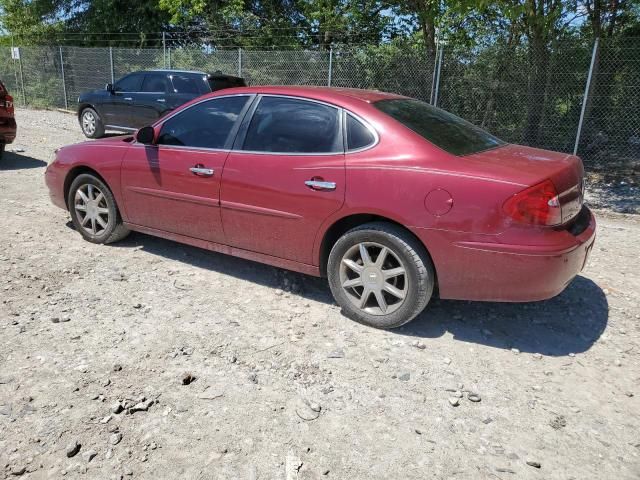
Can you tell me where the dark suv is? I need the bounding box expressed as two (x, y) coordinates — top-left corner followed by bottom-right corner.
(77, 70), (246, 138)
(0, 79), (16, 159)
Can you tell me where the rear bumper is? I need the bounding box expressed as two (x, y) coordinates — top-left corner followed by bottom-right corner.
(412, 208), (597, 302)
(0, 117), (17, 144)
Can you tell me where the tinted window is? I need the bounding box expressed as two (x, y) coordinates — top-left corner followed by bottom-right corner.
(170, 74), (207, 95)
(141, 74), (170, 93)
(347, 114), (376, 150)
(243, 97), (341, 153)
(114, 74), (143, 92)
(208, 77), (246, 92)
(157, 96), (249, 149)
(374, 99), (505, 156)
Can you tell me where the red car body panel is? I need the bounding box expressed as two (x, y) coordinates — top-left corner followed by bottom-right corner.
(0, 80), (17, 146)
(45, 86), (596, 302)
(120, 144), (227, 243)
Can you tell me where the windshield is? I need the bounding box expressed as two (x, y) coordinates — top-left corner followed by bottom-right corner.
(374, 98), (505, 156)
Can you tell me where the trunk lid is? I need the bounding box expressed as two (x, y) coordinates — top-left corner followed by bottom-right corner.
(463, 144), (585, 224)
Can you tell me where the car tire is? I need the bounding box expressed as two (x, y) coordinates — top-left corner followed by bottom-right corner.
(0, 143), (4, 160)
(80, 107), (105, 139)
(327, 222), (435, 329)
(67, 173), (130, 244)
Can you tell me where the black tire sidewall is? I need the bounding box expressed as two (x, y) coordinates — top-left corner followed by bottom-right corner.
(67, 174), (118, 244)
(327, 225), (433, 329)
(80, 108), (104, 139)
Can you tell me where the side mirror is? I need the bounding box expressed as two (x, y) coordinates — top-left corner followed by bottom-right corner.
(136, 126), (155, 145)
(105, 83), (114, 93)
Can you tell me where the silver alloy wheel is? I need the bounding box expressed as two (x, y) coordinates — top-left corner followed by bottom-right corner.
(82, 110), (96, 135)
(74, 184), (110, 235)
(339, 242), (408, 316)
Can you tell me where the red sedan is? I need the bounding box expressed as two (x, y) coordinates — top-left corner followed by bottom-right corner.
(45, 86), (596, 328)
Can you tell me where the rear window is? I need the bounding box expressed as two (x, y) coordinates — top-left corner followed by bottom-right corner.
(374, 98), (504, 156)
(207, 77), (246, 92)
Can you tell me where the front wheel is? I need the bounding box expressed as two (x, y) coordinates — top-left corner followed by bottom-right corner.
(67, 174), (130, 244)
(80, 107), (105, 139)
(327, 222), (435, 329)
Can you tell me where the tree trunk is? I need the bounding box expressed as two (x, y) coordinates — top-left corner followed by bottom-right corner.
(523, 32), (549, 145)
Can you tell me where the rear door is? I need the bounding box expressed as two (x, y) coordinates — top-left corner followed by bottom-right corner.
(220, 95), (346, 265)
(166, 73), (209, 112)
(103, 73), (144, 127)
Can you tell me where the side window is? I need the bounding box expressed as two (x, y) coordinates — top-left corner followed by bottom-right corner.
(170, 75), (206, 95)
(346, 114), (376, 151)
(114, 74), (143, 92)
(157, 96), (249, 149)
(243, 96), (341, 154)
(141, 74), (170, 93)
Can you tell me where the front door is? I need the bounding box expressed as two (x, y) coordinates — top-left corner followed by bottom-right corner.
(220, 95), (346, 265)
(120, 94), (253, 243)
(103, 72), (144, 127)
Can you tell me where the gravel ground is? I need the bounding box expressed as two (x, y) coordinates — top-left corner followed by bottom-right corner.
(1, 108), (639, 479)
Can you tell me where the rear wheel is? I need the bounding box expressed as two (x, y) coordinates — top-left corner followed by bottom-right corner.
(67, 174), (129, 244)
(80, 107), (105, 139)
(327, 222), (435, 329)
(0, 143), (4, 160)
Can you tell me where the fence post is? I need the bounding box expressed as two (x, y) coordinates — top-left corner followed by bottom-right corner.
(430, 43), (438, 104)
(17, 48), (26, 106)
(109, 47), (115, 84)
(574, 38), (599, 156)
(432, 45), (444, 107)
(162, 31), (167, 68)
(11, 38), (21, 106)
(59, 47), (68, 109)
(168, 47), (172, 69)
(328, 47), (333, 87)
(238, 48), (242, 77)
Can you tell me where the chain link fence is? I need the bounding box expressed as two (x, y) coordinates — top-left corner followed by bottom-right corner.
(0, 40), (639, 173)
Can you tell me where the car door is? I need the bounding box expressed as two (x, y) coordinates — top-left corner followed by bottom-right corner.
(132, 73), (172, 127)
(166, 73), (209, 112)
(120, 94), (253, 243)
(220, 95), (346, 265)
(103, 73), (144, 127)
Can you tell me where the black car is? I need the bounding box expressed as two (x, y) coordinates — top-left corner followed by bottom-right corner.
(77, 70), (246, 138)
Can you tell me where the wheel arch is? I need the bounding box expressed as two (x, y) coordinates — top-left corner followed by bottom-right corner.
(77, 103), (95, 121)
(317, 213), (439, 294)
(63, 166), (111, 210)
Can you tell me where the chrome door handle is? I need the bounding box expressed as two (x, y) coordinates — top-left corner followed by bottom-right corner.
(189, 167), (215, 177)
(156, 98), (166, 103)
(305, 180), (336, 191)
(124, 97), (133, 101)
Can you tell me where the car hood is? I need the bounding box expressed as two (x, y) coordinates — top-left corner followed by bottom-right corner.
(59, 135), (135, 153)
(79, 89), (106, 101)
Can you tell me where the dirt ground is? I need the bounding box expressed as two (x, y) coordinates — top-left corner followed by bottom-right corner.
(1, 108), (639, 480)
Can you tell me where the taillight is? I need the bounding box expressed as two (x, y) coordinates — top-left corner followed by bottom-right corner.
(503, 179), (562, 226)
(2, 94), (14, 114)
(4, 94), (13, 115)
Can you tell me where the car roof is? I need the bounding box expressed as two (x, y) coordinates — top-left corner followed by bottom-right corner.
(208, 85), (406, 105)
(143, 69), (207, 75)
(141, 69), (243, 80)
